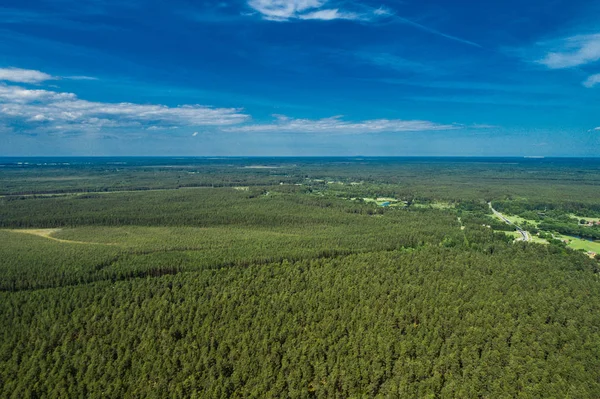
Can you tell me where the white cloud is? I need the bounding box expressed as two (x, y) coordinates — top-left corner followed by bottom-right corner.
(1, 67), (481, 139)
(0, 84), (76, 103)
(0, 83), (250, 134)
(373, 6), (391, 16)
(0, 67), (55, 83)
(65, 75), (99, 81)
(146, 126), (179, 131)
(470, 124), (498, 129)
(29, 114), (53, 122)
(0, 67), (99, 84)
(583, 73), (600, 88)
(298, 9), (359, 21)
(537, 33), (600, 69)
(248, 0), (324, 20)
(223, 114), (458, 134)
(246, 0), (379, 21)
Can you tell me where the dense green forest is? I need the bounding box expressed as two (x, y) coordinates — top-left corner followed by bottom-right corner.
(2, 157), (600, 398)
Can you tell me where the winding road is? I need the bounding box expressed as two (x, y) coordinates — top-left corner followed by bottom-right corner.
(488, 202), (531, 242)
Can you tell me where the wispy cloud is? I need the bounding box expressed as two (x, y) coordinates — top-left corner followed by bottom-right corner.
(373, 6), (391, 16)
(0, 67), (55, 83)
(246, 0), (377, 22)
(244, 0), (477, 47)
(223, 114), (458, 134)
(470, 124), (498, 129)
(0, 67), (99, 84)
(583, 73), (600, 88)
(257, 2), (482, 46)
(536, 33), (600, 69)
(248, 0), (324, 21)
(298, 8), (358, 21)
(1, 67), (491, 138)
(392, 15), (482, 48)
(65, 75), (99, 81)
(530, 33), (600, 88)
(0, 83), (250, 134)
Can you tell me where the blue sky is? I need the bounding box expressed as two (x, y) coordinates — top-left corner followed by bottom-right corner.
(0, 0), (599, 156)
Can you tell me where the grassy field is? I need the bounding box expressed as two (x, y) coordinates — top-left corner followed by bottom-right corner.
(489, 212), (548, 243)
(504, 231), (522, 240)
(412, 201), (455, 210)
(501, 213), (539, 227)
(362, 197), (400, 206)
(554, 233), (600, 253)
(570, 214), (600, 223)
(529, 234), (549, 245)
(499, 230), (550, 244)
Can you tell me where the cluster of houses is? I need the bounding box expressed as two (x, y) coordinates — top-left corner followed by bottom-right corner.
(582, 220), (600, 227)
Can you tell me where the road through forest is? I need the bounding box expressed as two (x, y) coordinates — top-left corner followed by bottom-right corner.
(488, 202), (530, 242)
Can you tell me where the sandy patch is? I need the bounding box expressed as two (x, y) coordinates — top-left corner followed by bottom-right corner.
(6, 229), (118, 245)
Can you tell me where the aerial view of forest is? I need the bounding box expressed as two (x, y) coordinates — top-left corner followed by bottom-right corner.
(2, 0), (600, 396)
(2, 157), (600, 398)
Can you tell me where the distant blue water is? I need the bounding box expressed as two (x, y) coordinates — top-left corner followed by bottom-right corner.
(565, 235), (598, 243)
(2, 156), (600, 168)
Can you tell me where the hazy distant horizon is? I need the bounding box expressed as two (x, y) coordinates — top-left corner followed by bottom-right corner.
(3, 155), (600, 161)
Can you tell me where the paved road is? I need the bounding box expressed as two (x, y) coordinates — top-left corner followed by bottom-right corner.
(488, 202), (530, 242)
